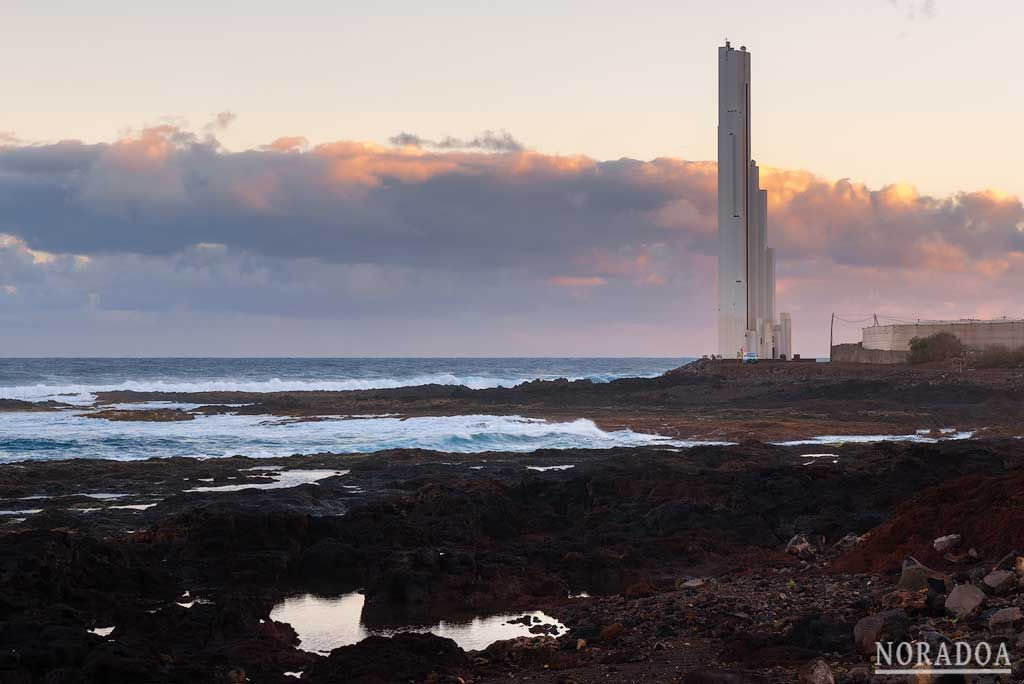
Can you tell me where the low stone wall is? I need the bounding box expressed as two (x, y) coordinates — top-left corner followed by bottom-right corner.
(831, 343), (907, 365)
(863, 320), (1024, 352)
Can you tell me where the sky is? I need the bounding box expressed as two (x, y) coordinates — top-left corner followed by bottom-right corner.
(1, 0), (1023, 356)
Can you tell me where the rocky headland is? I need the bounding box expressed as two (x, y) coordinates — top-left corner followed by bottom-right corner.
(92, 360), (1024, 441)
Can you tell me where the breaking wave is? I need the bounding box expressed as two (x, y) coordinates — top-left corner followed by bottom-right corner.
(0, 376), (531, 403)
(0, 413), (704, 463)
(0, 372), (670, 404)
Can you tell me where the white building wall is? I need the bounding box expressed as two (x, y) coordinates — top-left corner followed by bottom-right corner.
(746, 161), (762, 331)
(779, 313), (792, 359)
(862, 321), (1024, 352)
(758, 319), (772, 359)
(759, 190), (770, 324)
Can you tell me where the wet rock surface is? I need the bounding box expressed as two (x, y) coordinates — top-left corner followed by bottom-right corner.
(0, 398), (73, 412)
(3, 434), (1024, 681)
(84, 408), (196, 422)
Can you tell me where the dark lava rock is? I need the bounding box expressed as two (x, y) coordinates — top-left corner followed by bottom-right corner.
(0, 398), (68, 412)
(988, 606), (1023, 630)
(683, 670), (762, 684)
(798, 658), (835, 684)
(719, 631), (818, 668)
(301, 633), (469, 684)
(480, 636), (567, 668)
(981, 569), (1015, 595)
(0, 529), (173, 620)
(853, 609), (909, 655)
(85, 408), (195, 422)
(782, 614), (855, 655)
(896, 556), (951, 593)
(945, 583), (986, 619)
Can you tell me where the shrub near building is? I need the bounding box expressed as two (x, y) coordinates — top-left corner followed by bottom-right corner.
(906, 332), (965, 364)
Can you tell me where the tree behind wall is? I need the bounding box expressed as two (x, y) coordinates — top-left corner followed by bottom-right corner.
(907, 332), (966, 365)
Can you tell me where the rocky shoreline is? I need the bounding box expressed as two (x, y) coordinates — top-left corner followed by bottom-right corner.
(87, 360), (1024, 441)
(4, 362), (1024, 682)
(3, 438), (1024, 682)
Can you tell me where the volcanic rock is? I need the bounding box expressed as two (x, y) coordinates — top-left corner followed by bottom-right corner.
(598, 623), (624, 643)
(988, 607), (1023, 631)
(880, 589), (928, 613)
(782, 614), (855, 656)
(897, 557), (951, 593)
(944, 584), (985, 619)
(625, 581), (655, 599)
(786, 535), (816, 561)
(853, 610), (909, 655)
(85, 408), (195, 422)
(0, 398), (69, 412)
(480, 636), (564, 668)
(798, 658), (835, 684)
(832, 533), (862, 553)
(981, 569), (1015, 595)
(992, 549), (1020, 572)
(301, 633), (469, 684)
(682, 671), (756, 684)
(933, 534), (961, 553)
(847, 666), (871, 682)
(915, 626), (953, 654)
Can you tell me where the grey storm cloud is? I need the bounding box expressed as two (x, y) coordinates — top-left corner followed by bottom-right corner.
(0, 131), (707, 268)
(0, 127), (1019, 270)
(1, 124), (1023, 355)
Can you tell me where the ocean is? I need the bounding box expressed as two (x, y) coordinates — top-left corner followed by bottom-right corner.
(0, 358), (693, 462)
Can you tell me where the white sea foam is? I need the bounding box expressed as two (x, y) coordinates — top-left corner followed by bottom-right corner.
(184, 469), (349, 492)
(0, 372), (657, 405)
(0, 412), (700, 463)
(775, 431), (974, 446)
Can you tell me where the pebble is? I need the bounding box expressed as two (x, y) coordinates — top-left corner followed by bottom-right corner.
(933, 534), (961, 553)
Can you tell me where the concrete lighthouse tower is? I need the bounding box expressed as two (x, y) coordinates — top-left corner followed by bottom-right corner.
(716, 41), (791, 360)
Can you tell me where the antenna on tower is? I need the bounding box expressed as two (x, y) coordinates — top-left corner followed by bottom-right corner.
(725, 38), (730, 48)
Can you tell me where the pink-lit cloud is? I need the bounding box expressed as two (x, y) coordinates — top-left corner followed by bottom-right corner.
(546, 276), (608, 287)
(261, 136), (309, 153)
(0, 124), (1022, 355)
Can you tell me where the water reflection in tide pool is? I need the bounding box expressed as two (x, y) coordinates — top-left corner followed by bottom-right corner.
(270, 592), (568, 654)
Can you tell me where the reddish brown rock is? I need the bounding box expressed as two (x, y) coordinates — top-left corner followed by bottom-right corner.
(598, 622), (624, 643)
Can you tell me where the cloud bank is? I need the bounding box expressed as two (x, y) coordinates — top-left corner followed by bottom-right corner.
(0, 124), (1021, 355)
